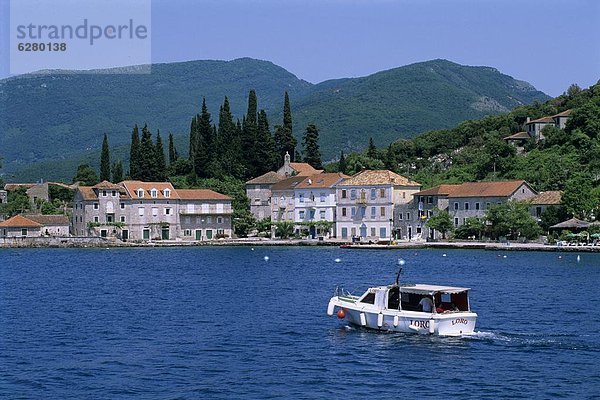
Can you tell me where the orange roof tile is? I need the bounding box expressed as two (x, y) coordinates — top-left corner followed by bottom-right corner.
(527, 116), (554, 124)
(296, 173), (349, 189)
(338, 170), (420, 187)
(289, 163), (323, 176)
(527, 191), (562, 205)
(503, 131), (530, 140)
(175, 189), (231, 201)
(271, 176), (307, 191)
(246, 171), (286, 185)
(24, 214), (70, 226)
(0, 215), (43, 228)
(92, 180), (122, 190)
(121, 181), (180, 200)
(552, 109), (572, 118)
(415, 184), (461, 196)
(78, 186), (98, 201)
(448, 180), (532, 198)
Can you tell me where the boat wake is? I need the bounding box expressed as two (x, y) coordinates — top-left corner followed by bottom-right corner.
(462, 330), (596, 351)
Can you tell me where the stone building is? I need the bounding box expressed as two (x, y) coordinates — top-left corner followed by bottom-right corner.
(0, 215), (43, 238)
(72, 180), (232, 241)
(335, 170), (421, 241)
(24, 214), (70, 236)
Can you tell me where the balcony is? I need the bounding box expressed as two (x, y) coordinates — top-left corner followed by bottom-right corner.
(355, 197), (368, 205)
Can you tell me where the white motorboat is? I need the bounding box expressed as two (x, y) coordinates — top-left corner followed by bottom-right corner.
(327, 282), (477, 336)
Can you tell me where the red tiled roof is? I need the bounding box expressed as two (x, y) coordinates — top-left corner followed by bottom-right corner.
(527, 191), (562, 205)
(415, 184), (461, 196)
(503, 131), (530, 140)
(92, 180), (122, 190)
(338, 170), (420, 187)
(289, 163), (323, 176)
(271, 176), (307, 191)
(246, 171), (286, 185)
(296, 173), (349, 189)
(121, 181), (180, 200)
(527, 116), (554, 124)
(24, 214), (70, 226)
(175, 189), (231, 201)
(0, 215), (43, 228)
(4, 183), (37, 191)
(78, 186), (98, 201)
(552, 109), (572, 118)
(449, 180), (532, 198)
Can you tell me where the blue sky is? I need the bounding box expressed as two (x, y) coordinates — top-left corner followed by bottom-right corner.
(2, 0), (599, 96)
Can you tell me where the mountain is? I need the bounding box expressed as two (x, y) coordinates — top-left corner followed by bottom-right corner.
(0, 58), (549, 181)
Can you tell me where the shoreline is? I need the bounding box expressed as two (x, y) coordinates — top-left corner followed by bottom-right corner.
(1, 237), (599, 252)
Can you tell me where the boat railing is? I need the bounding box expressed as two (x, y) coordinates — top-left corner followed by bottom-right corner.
(334, 286), (355, 298)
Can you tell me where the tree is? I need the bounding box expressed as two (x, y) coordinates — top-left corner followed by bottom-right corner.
(274, 92), (297, 164)
(454, 217), (485, 240)
(539, 205), (569, 232)
(302, 124), (323, 169)
(241, 90), (259, 178)
(168, 133), (178, 164)
(561, 173), (599, 219)
(154, 130), (167, 181)
(138, 124), (156, 181)
(215, 97), (244, 178)
(485, 201), (542, 240)
(367, 137), (378, 159)
(129, 124), (141, 179)
(73, 164), (99, 186)
(100, 133), (111, 181)
(0, 187), (31, 216)
(255, 110), (278, 175)
(111, 161), (124, 183)
(425, 209), (454, 239)
(275, 221), (295, 239)
(338, 151), (347, 174)
(193, 98), (213, 178)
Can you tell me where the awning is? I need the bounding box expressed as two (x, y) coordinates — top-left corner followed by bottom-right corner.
(399, 284), (470, 295)
(550, 218), (589, 230)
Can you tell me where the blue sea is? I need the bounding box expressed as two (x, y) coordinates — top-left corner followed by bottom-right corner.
(1, 247), (599, 399)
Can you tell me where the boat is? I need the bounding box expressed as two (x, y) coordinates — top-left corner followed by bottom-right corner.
(327, 281), (477, 336)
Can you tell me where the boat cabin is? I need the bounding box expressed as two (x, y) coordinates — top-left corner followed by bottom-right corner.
(357, 284), (471, 313)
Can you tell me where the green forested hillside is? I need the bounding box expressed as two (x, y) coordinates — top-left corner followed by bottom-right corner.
(0, 58), (548, 181)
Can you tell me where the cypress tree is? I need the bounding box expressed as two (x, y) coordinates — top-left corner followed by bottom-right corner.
(189, 115), (198, 161)
(339, 151), (347, 174)
(256, 110), (278, 175)
(384, 144), (396, 170)
(194, 98), (212, 178)
(242, 90), (259, 178)
(302, 124), (323, 169)
(274, 91), (297, 164)
(112, 161), (124, 183)
(155, 130), (167, 181)
(367, 137), (378, 159)
(129, 124), (141, 179)
(168, 133), (178, 164)
(100, 133), (111, 181)
(215, 97), (243, 178)
(139, 123), (155, 181)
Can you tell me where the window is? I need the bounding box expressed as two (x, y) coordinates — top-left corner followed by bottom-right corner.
(102, 190), (107, 197)
(120, 203), (125, 209)
(536, 207), (542, 218)
(164, 189), (171, 198)
(94, 216), (99, 223)
(138, 207), (144, 216)
(164, 208), (172, 215)
(427, 196), (433, 204)
(21, 228), (27, 237)
(454, 218), (459, 226)
(380, 227), (387, 238)
(94, 203), (99, 210)
(454, 202), (459, 210)
(137, 189), (144, 198)
(403, 192), (406, 199)
(371, 188), (376, 199)
(341, 227), (348, 238)
(351, 207), (356, 217)
(320, 192), (326, 202)
(107, 214), (114, 223)
(319, 210), (326, 220)
(398, 213), (403, 220)
(370, 227), (376, 236)
(380, 207), (386, 217)
(217, 217), (223, 224)
(341, 190), (347, 199)
(342, 207), (347, 217)
(475, 202), (480, 211)
(371, 207), (376, 217)
(299, 210), (305, 219)
(151, 189), (158, 198)
(416, 226), (422, 234)
(299, 194), (304, 203)
(486, 202), (490, 209)
(360, 207), (366, 217)
(152, 207), (158, 217)
(309, 210), (315, 219)
(380, 188), (385, 198)
(120, 216), (126, 223)
(184, 229), (191, 236)
(207, 216), (213, 223)
(464, 202), (469, 211)
(351, 227), (356, 237)
(406, 212), (410, 220)
(350, 190), (356, 200)
(112, 190), (117, 197)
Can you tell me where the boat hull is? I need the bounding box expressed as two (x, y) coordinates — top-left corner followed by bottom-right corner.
(328, 297), (477, 336)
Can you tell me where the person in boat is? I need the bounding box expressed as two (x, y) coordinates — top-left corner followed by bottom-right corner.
(419, 296), (434, 313)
